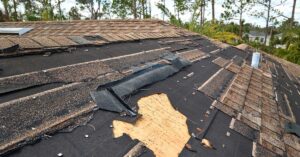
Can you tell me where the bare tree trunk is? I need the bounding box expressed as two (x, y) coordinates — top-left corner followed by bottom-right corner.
(2, 0), (10, 21)
(239, 9), (243, 38)
(211, 0), (215, 23)
(148, 0), (151, 18)
(96, 0), (101, 19)
(132, 0), (137, 19)
(58, 0), (63, 20)
(90, 1), (95, 19)
(162, 0), (165, 20)
(264, 0), (271, 45)
(203, 0), (206, 25)
(269, 26), (273, 46)
(12, 0), (18, 21)
(291, 0), (296, 25)
(142, 0), (145, 19)
(200, 0), (205, 26)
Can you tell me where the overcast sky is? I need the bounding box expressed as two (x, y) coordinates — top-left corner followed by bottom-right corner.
(1, 0), (299, 27)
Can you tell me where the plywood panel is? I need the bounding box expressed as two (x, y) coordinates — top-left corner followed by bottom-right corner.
(113, 93), (190, 157)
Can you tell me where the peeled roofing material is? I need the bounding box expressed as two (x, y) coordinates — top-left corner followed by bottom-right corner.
(0, 20), (197, 56)
(91, 55), (191, 115)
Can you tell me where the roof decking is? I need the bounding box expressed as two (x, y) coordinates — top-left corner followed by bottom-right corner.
(0, 20), (300, 157)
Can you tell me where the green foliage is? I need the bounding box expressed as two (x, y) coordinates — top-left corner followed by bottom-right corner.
(111, 0), (132, 19)
(68, 7), (81, 20)
(174, 0), (189, 19)
(156, 2), (172, 18)
(41, 5), (54, 21)
(222, 0), (255, 37)
(248, 39), (300, 65)
(23, 0), (40, 21)
(102, 0), (112, 18)
(156, 2), (182, 27)
(195, 22), (241, 45)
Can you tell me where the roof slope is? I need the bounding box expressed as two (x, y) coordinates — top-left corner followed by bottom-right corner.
(0, 20), (300, 157)
(0, 20), (196, 56)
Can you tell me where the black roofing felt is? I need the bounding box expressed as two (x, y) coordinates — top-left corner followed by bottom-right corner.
(217, 47), (248, 60)
(0, 39), (165, 77)
(4, 53), (252, 157)
(4, 33), (299, 157)
(269, 58), (300, 125)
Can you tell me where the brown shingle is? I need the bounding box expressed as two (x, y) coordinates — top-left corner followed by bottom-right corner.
(31, 37), (61, 47)
(8, 37), (42, 49)
(0, 38), (16, 49)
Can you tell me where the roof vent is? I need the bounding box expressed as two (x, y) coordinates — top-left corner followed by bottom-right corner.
(0, 28), (33, 36)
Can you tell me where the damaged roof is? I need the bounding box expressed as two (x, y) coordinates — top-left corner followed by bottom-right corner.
(0, 20), (300, 157)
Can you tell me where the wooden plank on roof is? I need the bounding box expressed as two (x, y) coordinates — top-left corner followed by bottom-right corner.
(8, 37), (42, 49)
(31, 37), (61, 47)
(98, 34), (119, 42)
(0, 38), (16, 50)
(49, 36), (78, 46)
(68, 36), (92, 45)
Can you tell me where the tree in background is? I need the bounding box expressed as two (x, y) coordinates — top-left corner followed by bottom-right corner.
(291, 0), (297, 26)
(1, 0), (10, 21)
(11, 0), (19, 21)
(111, 0), (149, 19)
(140, 0), (152, 18)
(38, 0), (55, 21)
(147, 0), (151, 18)
(279, 20), (300, 50)
(68, 6), (81, 20)
(222, 0), (255, 38)
(200, 0), (206, 26)
(140, 0), (146, 18)
(156, 2), (181, 26)
(174, 0), (189, 20)
(210, 0), (215, 23)
(254, 0), (288, 45)
(252, 0), (280, 45)
(76, 0), (108, 19)
(111, 0), (132, 19)
(22, 0), (40, 21)
(102, 0), (112, 19)
(0, 9), (4, 22)
(56, 0), (66, 20)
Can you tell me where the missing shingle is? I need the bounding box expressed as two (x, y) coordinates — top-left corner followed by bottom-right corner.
(229, 118), (259, 140)
(252, 142), (278, 157)
(198, 68), (234, 99)
(212, 57), (230, 67)
(212, 100), (238, 117)
(83, 35), (108, 42)
(113, 93), (190, 157)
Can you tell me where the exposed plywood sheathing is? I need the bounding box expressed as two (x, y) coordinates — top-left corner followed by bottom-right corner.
(177, 49), (208, 62)
(212, 57), (230, 67)
(226, 62), (241, 74)
(113, 93), (190, 157)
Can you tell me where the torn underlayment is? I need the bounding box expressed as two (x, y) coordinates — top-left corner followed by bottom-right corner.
(90, 55), (191, 115)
